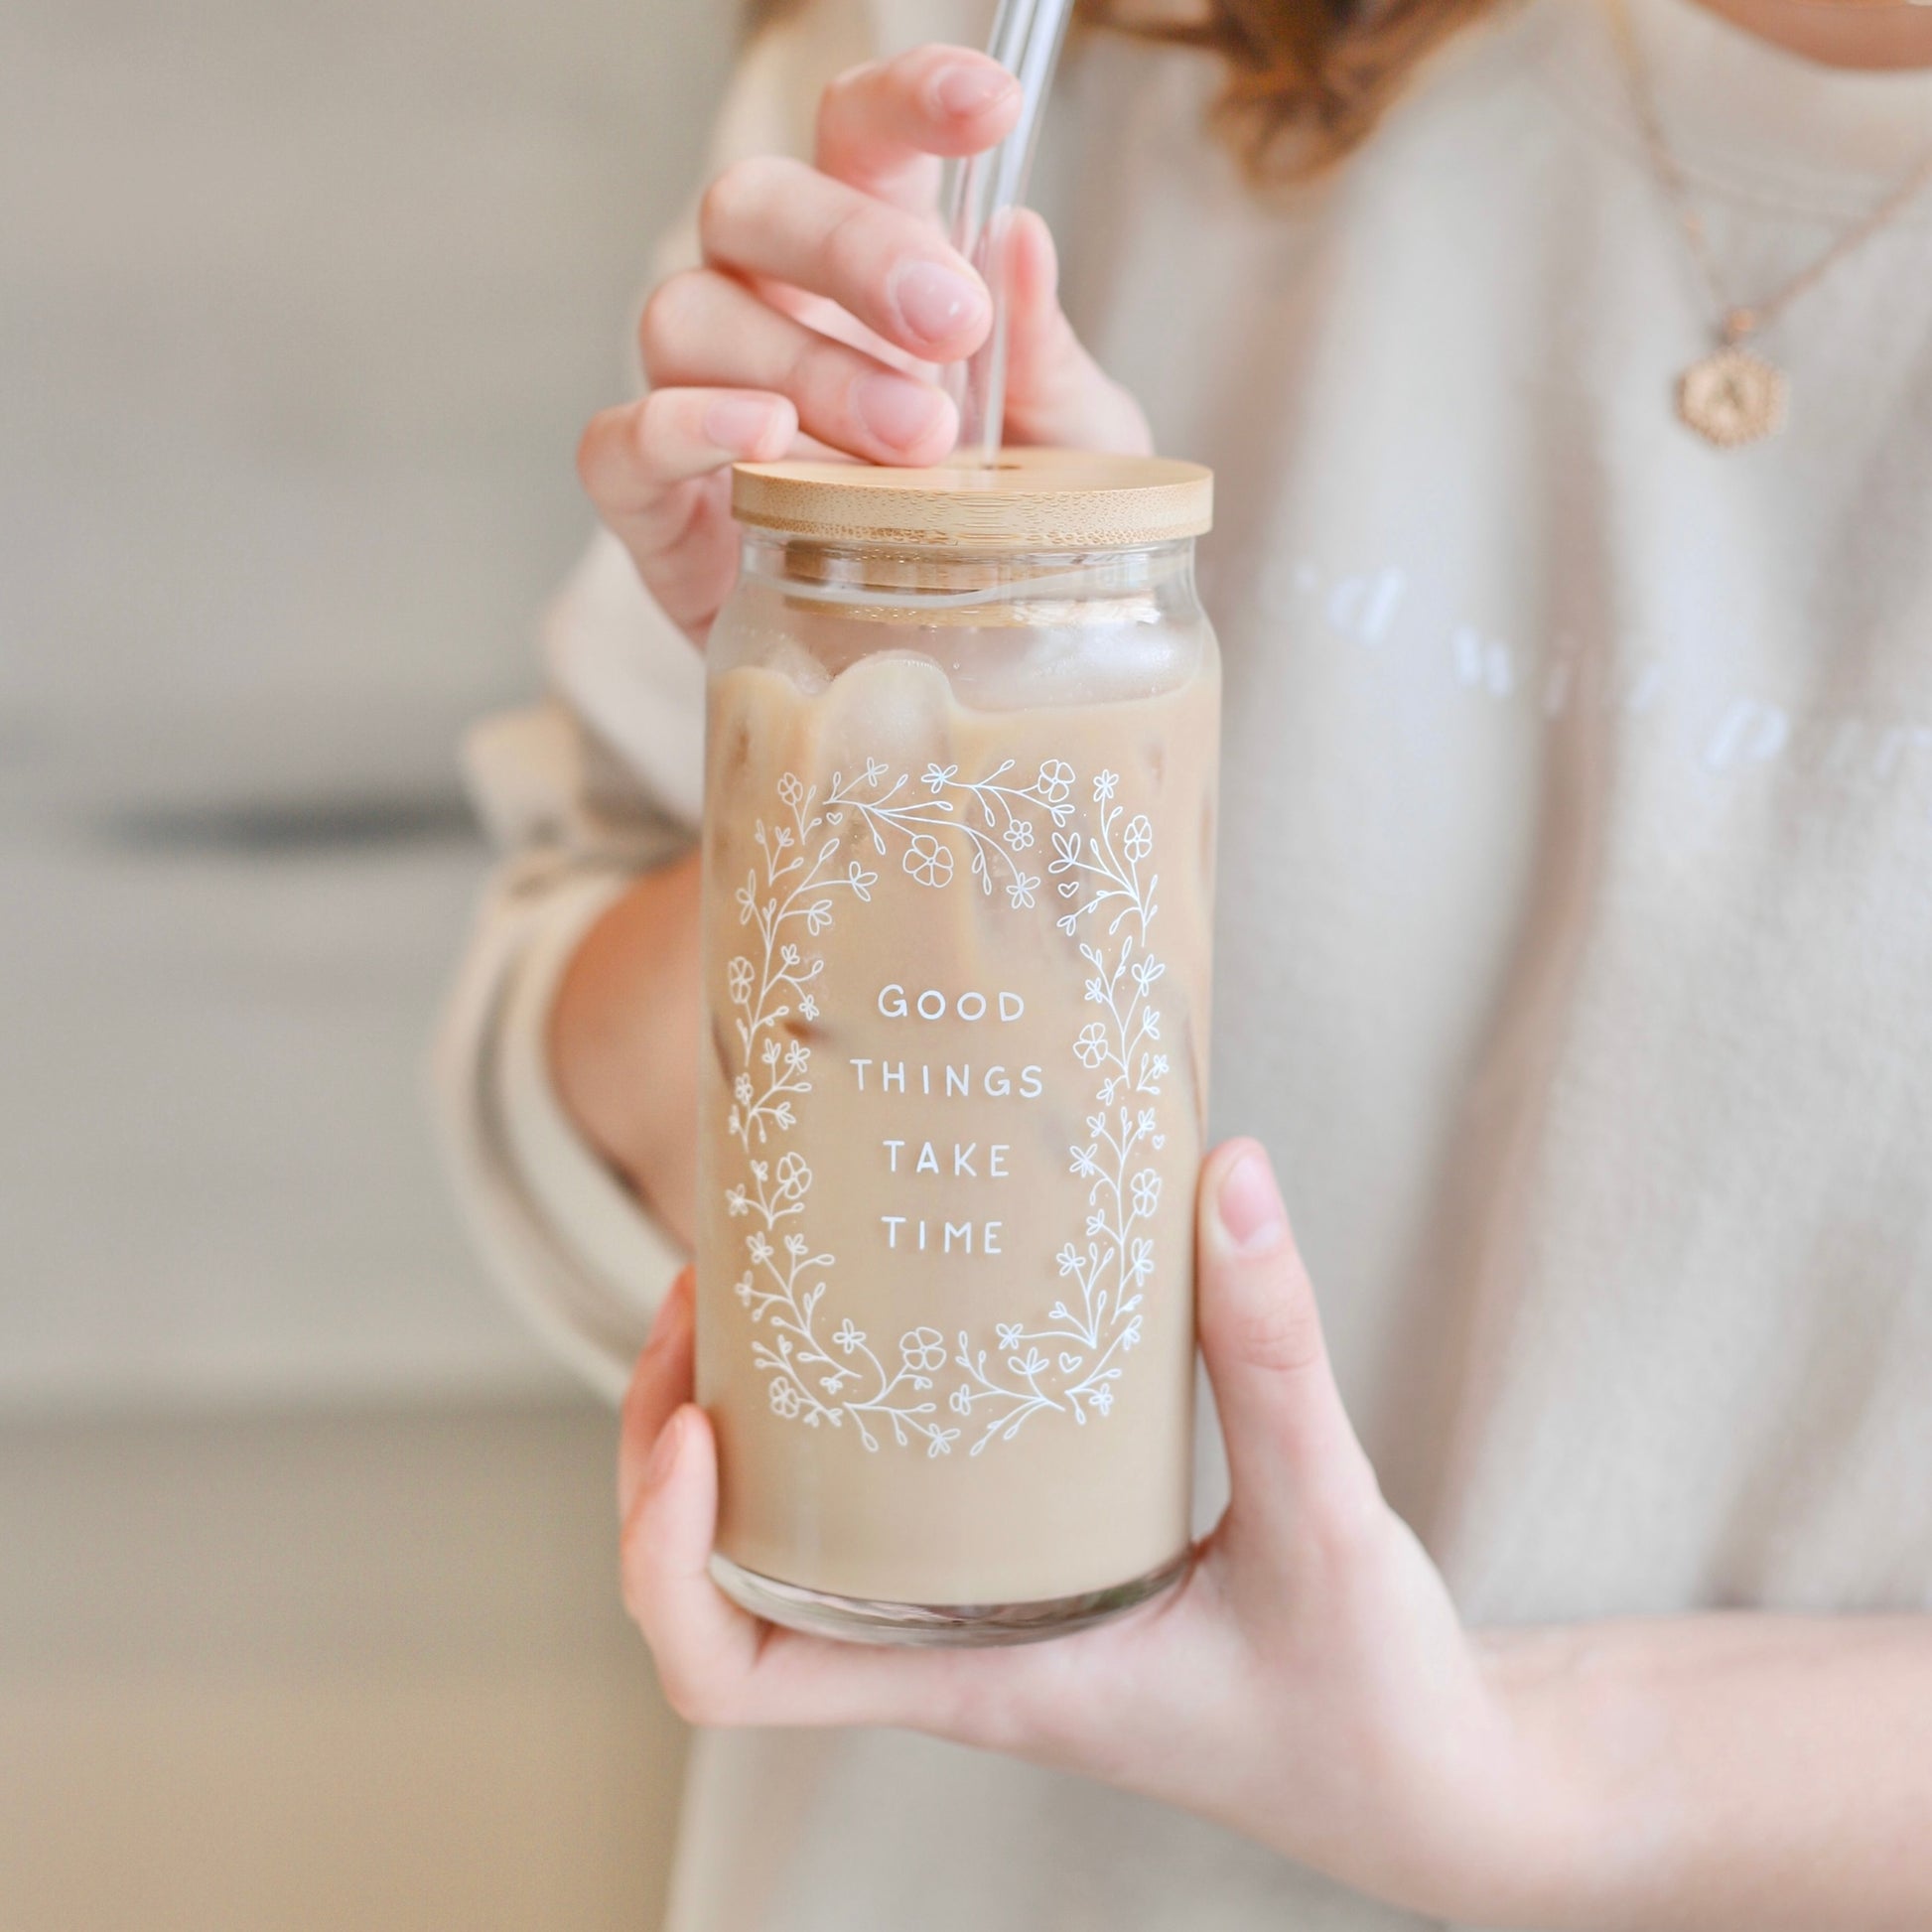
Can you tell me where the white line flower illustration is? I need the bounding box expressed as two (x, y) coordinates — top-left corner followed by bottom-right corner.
(899, 1327), (947, 1374)
(903, 835), (954, 887)
(718, 757), (1173, 1454)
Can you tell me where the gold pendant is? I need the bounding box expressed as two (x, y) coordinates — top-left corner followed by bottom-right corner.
(1677, 345), (1787, 449)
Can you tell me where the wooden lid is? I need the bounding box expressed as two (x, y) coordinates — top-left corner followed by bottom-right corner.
(731, 447), (1212, 551)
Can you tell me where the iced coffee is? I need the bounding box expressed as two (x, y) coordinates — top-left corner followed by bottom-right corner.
(697, 451), (1218, 1643)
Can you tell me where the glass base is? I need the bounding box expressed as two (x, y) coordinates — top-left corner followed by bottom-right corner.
(709, 1550), (1188, 1648)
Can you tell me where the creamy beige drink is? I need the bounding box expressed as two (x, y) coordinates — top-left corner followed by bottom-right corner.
(698, 451), (1217, 1640)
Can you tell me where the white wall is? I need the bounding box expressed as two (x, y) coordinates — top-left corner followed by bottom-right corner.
(0, 0), (736, 1405)
(2, 14), (737, 1918)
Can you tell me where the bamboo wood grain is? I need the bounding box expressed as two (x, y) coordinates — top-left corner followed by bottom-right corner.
(732, 447), (1213, 550)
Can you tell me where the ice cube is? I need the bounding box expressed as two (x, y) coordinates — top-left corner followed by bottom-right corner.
(757, 634), (833, 696)
(818, 652), (955, 776)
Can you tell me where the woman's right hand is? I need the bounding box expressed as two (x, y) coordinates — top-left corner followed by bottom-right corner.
(576, 42), (1153, 645)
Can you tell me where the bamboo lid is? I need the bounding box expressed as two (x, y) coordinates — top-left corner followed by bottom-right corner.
(731, 447), (1212, 551)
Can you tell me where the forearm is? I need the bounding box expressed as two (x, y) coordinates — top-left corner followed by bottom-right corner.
(1489, 1612), (1932, 1931)
(548, 849), (702, 1247)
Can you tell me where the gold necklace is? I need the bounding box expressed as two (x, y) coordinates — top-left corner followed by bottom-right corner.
(1604, 0), (1932, 448)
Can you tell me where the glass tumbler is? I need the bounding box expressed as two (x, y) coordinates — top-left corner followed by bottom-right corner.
(698, 450), (1218, 1644)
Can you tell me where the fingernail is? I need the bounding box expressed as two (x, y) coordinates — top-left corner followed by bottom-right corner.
(645, 1410), (685, 1491)
(854, 371), (947, 450)
(1217, 1146), (1287, 1254)
(892, 260), (987, 347)
(931, 62), (1012, 118)
(703, 394), (777, 454)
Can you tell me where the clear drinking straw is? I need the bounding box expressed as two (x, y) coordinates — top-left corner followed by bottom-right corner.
(943, 0), (1077, 467)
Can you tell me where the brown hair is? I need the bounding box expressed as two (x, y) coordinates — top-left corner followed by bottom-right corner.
(748, 0), (1500, 178)
(1080, 0), (1498, 177)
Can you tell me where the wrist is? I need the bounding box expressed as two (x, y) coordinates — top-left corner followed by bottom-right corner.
(1458, 1625), (1674, 1932)
(1255, 1624), (1626, 1927)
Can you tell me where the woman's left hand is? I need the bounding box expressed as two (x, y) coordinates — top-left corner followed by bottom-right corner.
(619, 1138), (1581, 1923)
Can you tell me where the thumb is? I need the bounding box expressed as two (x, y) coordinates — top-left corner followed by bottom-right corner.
(998, 209), (1152, 455)
(1195, 1140), (1380, 1546)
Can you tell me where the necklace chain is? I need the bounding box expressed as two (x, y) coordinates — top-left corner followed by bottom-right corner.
(1603, 0), (1932, 443)
(1604, 0), (1932, 345)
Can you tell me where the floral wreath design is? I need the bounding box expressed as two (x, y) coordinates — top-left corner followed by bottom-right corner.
(721, 756), (1171, 1456)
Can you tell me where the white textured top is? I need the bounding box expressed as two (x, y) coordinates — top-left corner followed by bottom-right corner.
(432, 1), (1932, 1924)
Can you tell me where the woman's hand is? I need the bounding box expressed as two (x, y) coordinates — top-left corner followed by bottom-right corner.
(618, 1139), (1584, 1924)
(577, 42), (1152, 645)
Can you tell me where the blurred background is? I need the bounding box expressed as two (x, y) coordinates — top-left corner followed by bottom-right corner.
(1, 0), (739, 1921)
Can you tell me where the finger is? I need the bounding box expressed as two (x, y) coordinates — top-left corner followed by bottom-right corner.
(621, 1398), (1078, 1738)
(1000, 210), (1153, 456)
(1194, 1140), (1381, 1550)
(621, 1403), (769, 1715)
(640, 267), (956, 464)
(701, 156), (991, 363)
(815, 45), (1021, 210)
(753, 277), (919, 376)
(578, 387), (795, 561)
(577, 388), (792, 636)
(619, 1399), (977, 1735)
(618, 1269), (697, 1524)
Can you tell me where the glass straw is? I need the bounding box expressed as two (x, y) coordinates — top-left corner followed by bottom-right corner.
(943, 0), (1076, 467)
